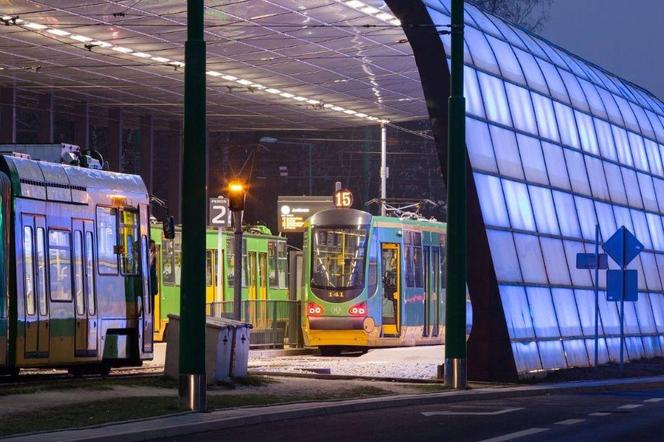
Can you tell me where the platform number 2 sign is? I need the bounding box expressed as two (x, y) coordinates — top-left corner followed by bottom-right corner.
(208, 197), (231, 227)
(334, 189), (353, 208)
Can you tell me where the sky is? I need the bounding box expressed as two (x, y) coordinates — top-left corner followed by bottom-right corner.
(538, 0), (664, 100)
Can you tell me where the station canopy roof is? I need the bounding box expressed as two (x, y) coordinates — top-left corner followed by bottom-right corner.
(0, 1), (427, 131)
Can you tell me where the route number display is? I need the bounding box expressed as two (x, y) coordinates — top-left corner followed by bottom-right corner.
(334, 189), (353, 208)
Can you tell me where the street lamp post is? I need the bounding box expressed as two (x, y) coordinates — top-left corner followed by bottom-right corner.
(179, 0), (207, 411)
(380, 123), (388, 216)
(444, 0), (467, 389)
(228, 181), (247, 322)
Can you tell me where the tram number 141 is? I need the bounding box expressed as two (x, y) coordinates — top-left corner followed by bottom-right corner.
(334, 189), (353, 208)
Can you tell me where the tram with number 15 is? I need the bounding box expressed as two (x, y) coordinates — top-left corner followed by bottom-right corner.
(302, 208), (447, 355)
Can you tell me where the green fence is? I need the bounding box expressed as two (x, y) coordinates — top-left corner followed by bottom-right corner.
(207, 300), (302, 348)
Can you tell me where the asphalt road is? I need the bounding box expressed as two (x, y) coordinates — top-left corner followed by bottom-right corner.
(168, 386), (664, 442)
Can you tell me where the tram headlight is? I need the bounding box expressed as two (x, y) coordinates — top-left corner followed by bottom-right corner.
(348, 302), (367, 317)
(307, 302), (323, 316)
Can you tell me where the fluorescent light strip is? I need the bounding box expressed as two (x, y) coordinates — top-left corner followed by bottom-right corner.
(342, 0), (400, 26)
(24, 22), (47, 30)
(112, 46), (133, 54)
(70, 34), (92, 42)
(12, 14), (389, 124)
(47, 28), (70, 36)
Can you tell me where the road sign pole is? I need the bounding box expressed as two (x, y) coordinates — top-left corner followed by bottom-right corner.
(216, 226), (222, 310)
(594, 224), (599, 367)
(620, 230), (626, 374)
(179, 0), (206, 412)
(233, 210), (243, 322)
(444, 0), (467, 390)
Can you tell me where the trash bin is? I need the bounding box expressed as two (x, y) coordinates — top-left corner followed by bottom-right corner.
(164, 314), (252, 384)
(230, 322), (251, 377)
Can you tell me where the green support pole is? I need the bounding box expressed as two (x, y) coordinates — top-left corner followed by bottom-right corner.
(179, 0), (207, 411)
(444, 0), (467, 389)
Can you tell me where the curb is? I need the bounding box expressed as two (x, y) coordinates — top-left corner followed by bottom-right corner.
(7, 374), (664, 442)
(249, 348), (317, 358)
(249, 370), (448, 384)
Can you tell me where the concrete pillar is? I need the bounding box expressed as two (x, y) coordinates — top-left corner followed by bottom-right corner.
(0, 87), (16, 144)
(106, 109), (122, 172)
(167, 120), (183, 222)
(37, 92), (54, 143)
(73, 102), (89, 149)
(140, 115), (154, 194)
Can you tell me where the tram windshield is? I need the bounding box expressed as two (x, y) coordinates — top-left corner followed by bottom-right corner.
(311, 227), (368, 290)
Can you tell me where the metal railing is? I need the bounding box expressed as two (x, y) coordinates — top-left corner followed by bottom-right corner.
(207, 300), (302, 348)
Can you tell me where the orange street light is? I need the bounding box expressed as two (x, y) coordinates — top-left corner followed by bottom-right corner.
(227, 180), (247, 211)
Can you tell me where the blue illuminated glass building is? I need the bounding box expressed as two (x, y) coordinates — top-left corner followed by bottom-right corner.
(388, 0), (664, 379)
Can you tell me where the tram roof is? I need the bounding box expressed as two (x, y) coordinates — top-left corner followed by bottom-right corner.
(1, 154), (148, 205)
(0, 1), (424, 131)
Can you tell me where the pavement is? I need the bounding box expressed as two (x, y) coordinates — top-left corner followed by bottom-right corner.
(7, 375), (664, 442)
(176, 386), (664, 442)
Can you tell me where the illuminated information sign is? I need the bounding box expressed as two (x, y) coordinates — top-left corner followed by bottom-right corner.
(277, 196), (334, 232)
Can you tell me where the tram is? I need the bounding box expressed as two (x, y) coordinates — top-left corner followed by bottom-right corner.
(151, 224), (289, 340)
(302, 208), (446, 354)
(0, 153), (152, 375)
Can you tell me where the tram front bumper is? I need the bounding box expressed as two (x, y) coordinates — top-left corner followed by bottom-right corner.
(305, 317), (369, 347)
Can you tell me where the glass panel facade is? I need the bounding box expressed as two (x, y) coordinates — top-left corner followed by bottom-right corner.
(425, 0), (664, 376)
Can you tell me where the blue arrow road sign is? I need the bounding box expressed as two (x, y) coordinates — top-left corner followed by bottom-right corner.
(607, 269), (638, 302)
(602, 226), (644, 267)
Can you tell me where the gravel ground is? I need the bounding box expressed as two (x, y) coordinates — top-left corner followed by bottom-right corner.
(249, 345), (445, 380)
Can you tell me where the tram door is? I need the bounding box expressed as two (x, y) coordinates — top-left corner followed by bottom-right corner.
(153, 244), (162, 338)
(258, 252), (268, 328)
(205, 250), (216, 315)
(73, 220), (98, 356)
(381, 243), (400, 336)
(423, 246), (430, 337)
(22, 215), (49, 358)
(431, 247), (440, 337)
(248, 251), (257, 325)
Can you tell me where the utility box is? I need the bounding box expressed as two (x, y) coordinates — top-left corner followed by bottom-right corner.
(164, 314), (252, 384)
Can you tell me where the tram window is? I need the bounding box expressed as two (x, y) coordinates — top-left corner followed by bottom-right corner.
(310, 227), (368, 290)
(413, 246), (424, 288)
(48, 229), (72, 301)
(174, 232), (182, 285)
(404, 246), (414, 287)
(206, 250), (214, 287)
(268, 241), (278, 288)
(367, 236), (378, 297)
(85, 232), (96, 315)
(226, 237), (248, 288)
(269, 241), (287, 289)
(36, 228), (47, 316)
(277, 242), (287, 289)
(404, 232), (424, 288)
(119, 210), (139, 275)
(74, 231), (85, 315)
(96, 207), (118, 274)
(161, 239), (176, 286)
(23, 226), (36, 316)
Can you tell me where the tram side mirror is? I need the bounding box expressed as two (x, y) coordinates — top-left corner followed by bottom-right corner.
(163, 216), (175, 239)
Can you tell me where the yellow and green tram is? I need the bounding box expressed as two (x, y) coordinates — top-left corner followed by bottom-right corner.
(151, 224), (289, 340)
(0, 154), (153, 375)
(303, 208), (446, 355)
